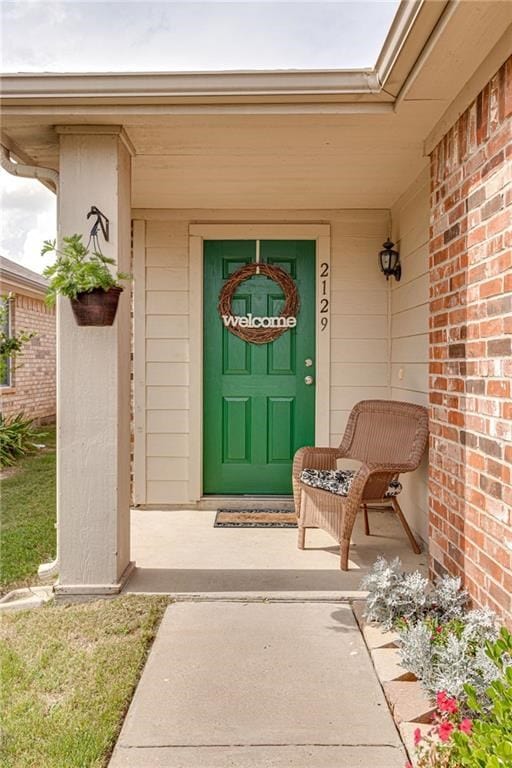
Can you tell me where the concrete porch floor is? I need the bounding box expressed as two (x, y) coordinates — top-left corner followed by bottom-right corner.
(125, 507), (428, 598)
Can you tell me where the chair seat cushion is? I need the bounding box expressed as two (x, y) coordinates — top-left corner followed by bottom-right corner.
(300, 468), (402, 498)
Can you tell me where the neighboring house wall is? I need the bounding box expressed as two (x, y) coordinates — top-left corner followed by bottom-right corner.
(391, 167), (430, 545)
(134, 210), (391, 505)
(429, 58), (512, 623)
(1, 290), (56, 423)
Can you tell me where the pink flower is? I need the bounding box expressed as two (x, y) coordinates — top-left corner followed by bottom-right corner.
(435, 625), (443, 634)
(459, 718), (473, 734)
(438, 722), (454, 742)
(436, 691), (458, 713)
(414, 727), (422, 746)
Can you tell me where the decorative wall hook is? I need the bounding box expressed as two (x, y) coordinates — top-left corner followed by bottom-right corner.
(87, 206), (109, 243)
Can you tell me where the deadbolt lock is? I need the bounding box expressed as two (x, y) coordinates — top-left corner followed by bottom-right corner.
(304, 375), (314, 385)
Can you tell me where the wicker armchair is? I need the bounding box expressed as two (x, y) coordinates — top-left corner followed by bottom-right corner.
(292, 400), (428, 570)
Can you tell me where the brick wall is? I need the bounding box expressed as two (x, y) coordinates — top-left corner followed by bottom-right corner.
(1, 292), (56, 423)
(429, 57), (512, 624)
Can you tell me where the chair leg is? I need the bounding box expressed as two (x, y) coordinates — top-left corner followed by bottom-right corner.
(297, 526), (306, 550)
(362, 504), (370, 536)
(392, 498), (421, 555)
(340, 540), (349, 571)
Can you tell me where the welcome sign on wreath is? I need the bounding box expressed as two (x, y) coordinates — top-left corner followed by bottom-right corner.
(218, 263), (299, 344)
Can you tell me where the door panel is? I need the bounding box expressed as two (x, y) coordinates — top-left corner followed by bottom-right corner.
(222, 397), (251, 463)
(203, 239), (315, 494)
(267, 397), (295, 463)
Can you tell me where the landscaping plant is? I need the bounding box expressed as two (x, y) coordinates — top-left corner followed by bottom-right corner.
(362, 556), (512, 768)
(0, 412), (41, 468)
(398, 609), (499, 702)
(412, 629), (512, 768)
(0, 297), (36, 383)
(361, 556), (468, 631)
(41, 234), (130, 305)
(0, 296), (42, 467)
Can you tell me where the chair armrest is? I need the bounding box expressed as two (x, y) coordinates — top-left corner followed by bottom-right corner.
(346, 462), (415, 507)
(292, 447), (341, 480)
(365, 461), (417, 476)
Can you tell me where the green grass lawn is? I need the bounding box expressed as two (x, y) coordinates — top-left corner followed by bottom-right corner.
(0, 595), (169, 768)
(0, 425), (56, 591)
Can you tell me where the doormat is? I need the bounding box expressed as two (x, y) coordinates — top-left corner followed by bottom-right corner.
(214, 509), (297, 528)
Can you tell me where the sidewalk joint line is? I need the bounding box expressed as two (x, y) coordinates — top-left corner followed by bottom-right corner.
(117, 742), (402, 749)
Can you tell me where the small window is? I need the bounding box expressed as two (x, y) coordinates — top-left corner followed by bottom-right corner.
(1, 297), (12, 388)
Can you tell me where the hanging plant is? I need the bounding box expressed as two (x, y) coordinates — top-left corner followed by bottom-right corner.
(41, 234), (131, 326)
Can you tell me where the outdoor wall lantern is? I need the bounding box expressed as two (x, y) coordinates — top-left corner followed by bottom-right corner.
(379, 239), (401, 281)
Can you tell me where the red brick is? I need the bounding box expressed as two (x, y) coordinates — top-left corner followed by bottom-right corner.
(480, 318), (504, 337)
(1, 292), (56, 422)
(479, 277), (503, 298)
(487, 209), (511, 237)
(429, 58), (512, 626)
(487, 380), (510, 398)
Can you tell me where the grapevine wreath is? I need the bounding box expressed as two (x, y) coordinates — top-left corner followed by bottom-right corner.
(218, 262), (300, 344)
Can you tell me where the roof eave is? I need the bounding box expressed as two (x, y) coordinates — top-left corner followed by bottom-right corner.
(0, 68), (384, 105)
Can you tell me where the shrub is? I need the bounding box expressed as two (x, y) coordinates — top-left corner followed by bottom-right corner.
(361, 556), (469, 630)
(398, 609), (499, 702)
(0, 413), (42, 467)
(452, 628), (512, 766)
(361, 556), (429, 629)
(0, 297), (36, 383)
(413, 630), (512, 768)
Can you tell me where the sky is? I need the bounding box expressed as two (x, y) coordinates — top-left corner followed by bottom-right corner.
(0, 0), (399, 273)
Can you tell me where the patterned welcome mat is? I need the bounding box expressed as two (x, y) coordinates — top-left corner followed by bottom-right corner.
(214, 509), (297, 528)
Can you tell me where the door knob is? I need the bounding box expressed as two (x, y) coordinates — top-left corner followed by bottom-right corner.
(305, 358), (313, 367)
(304, 375), (314, 385)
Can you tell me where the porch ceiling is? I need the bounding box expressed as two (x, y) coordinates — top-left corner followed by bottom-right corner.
(1, 1), (510, 210)
(128, 105), (432, 210)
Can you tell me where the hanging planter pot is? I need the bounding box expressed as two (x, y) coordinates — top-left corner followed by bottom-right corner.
(41, 228), (131, 329)
(70, 286), (123, 327)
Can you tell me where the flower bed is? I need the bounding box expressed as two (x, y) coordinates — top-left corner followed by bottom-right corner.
(357, 557), (512, 767)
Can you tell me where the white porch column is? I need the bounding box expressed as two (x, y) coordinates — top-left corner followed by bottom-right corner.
(54, 126), (134, 595)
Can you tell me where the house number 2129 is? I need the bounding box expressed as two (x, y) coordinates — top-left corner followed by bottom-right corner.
(319, 262), (330, 331)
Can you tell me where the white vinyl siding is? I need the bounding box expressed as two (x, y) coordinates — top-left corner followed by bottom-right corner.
(135, 209), (390, 505)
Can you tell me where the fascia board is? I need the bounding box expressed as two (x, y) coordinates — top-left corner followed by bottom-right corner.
(0, 273), (47, 296)
(0, 69), (382, 104)
(374, 0), (426, 87)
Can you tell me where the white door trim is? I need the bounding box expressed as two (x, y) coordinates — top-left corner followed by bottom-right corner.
(188, 223), (331, 502)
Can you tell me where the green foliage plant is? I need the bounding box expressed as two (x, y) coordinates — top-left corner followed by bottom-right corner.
(41, 234), (131, 306)
(412, 629), (512, 768)
(0, 297), (36, 383)
(0, 413), (42, 468)
(451, 627), (512, 767)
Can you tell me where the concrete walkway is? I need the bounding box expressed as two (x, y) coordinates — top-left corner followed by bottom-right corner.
(109, 601), (406, 767)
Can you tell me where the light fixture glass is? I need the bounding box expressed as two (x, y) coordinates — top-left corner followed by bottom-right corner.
(379, 239), (401, 281)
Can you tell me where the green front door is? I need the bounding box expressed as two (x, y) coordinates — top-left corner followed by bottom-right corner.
(203, 240), (315, 494)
